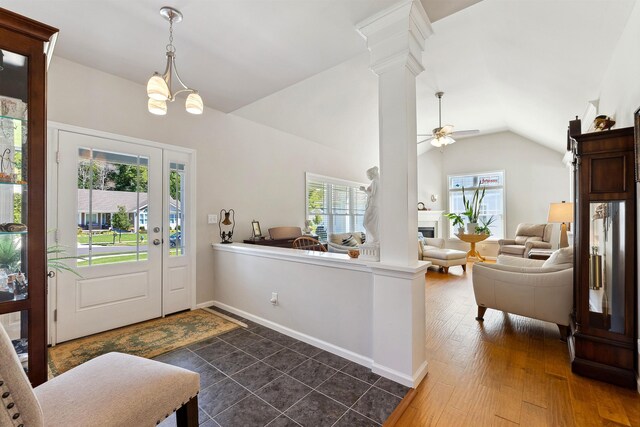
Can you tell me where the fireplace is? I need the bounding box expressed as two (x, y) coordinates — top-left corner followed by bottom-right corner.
(418, 226), (435, 238)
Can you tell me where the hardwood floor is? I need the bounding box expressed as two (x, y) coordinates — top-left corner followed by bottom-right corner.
(392, 263), (639, 427)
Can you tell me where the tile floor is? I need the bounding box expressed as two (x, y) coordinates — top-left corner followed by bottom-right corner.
(156, 308), (409, 427)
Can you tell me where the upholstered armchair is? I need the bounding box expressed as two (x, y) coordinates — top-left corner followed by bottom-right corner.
(497, 223), (553, 257)
(0, 323), (200, 426)
(472, 248), (573, 340)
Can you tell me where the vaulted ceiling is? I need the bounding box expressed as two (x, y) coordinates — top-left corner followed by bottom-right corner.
(2, 0), (637, 155)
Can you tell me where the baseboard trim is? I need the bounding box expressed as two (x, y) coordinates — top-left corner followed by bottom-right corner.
(211, 301), (374, 368)
(195, 300), (215, 309)
(372, 360), (428, 388)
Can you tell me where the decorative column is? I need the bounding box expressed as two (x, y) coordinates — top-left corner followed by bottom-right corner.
(358, 0), (433, 387)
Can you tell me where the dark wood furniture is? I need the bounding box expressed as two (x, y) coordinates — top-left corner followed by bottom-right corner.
(568, 123), (638, 388)
(0, 8), (57, 386)
(292, 236), (327, 252)
(244, 236), (320, 249)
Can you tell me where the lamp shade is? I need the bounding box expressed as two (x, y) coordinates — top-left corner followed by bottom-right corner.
(148, 98), (167, 115)
(548, 202), (574, 223)
(147, 74), (170, 101)
(186, 92), (203, 114)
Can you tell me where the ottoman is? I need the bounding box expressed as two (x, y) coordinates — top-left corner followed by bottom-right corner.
(422, 247), (468, 274)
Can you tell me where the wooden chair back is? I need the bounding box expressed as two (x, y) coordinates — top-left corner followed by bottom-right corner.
(292, 236), (327, 252)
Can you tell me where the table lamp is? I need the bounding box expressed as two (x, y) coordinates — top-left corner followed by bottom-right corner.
(548, 201), (574, 248)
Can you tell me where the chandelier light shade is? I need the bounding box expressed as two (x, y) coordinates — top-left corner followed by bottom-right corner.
(185, 92), (203, 115)
(431, 135), (455, 147)
(148, 98), (167, 115)
(147, 7), (203, 115)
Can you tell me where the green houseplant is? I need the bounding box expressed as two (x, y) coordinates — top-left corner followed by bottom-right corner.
(462, 185), (486, 233)
(0, 236), (21, 272)
(475, 215), (496, 235)
(444, 212), (465, 235)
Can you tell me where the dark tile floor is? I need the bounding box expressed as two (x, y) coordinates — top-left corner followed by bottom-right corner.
(156, 307), (409, 427)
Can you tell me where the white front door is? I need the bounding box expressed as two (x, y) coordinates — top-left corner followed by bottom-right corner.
(55, 131), (163, 342)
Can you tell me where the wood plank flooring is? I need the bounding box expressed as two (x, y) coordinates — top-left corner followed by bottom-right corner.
(392, 263), (639, 427)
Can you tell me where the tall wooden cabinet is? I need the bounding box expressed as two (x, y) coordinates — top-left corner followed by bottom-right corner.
(568, 124), (638, 389)
(0, 8), (57, 386)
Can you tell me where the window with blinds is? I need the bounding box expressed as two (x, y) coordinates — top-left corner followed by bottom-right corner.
(306, 173), (366, 241)
(447, 171), (505, 239)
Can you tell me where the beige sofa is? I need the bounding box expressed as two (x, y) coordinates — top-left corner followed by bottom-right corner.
(418, 237), (467, 273)
(472, 248), (573, 339)
(497, 223), (553, 257)
(327, 232), (365, 253)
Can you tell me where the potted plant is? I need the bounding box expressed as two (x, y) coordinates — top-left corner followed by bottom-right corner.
(445, 212), (465, 235)
(0, 236), (21, 273)
(475, 215), (496, 235)
(462, 186), (486, 233)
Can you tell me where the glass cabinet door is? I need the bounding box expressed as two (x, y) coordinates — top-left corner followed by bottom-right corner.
(588, 201), (626, 333)
(0, 47), (31, 369)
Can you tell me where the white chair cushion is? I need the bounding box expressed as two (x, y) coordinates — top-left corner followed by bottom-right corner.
(542, 247), (573, 268)
(34, 352), (199, 427)
(423, 248), (467, 261)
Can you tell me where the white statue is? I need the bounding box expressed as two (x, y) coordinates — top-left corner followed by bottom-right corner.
(360, 166), (379, 244)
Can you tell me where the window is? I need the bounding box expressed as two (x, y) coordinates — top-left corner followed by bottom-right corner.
(448, 171), (505, 239)
(306, 173), (367, 241)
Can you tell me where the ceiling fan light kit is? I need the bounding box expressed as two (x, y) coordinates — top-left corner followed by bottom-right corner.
(418, 91), (479, 147)
(146, 7), (203, 116)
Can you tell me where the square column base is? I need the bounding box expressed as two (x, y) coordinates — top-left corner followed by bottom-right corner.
(370, 261), (430, 387)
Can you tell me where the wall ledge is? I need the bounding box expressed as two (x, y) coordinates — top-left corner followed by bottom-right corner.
(211, 242), (430, 277)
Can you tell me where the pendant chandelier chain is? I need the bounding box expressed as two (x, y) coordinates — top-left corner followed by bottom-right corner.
(166, 17), (175, 53)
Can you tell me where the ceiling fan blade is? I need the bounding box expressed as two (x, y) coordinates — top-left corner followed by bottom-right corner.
(450, 129), (479, 137)
(440, 124), (454, 135)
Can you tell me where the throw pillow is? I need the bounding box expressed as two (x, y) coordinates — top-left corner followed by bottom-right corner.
(514, 236), (528, 245)
(542, 247), (573, 268)
(341, 235), (359, 247)
(361, 232), (366, 243)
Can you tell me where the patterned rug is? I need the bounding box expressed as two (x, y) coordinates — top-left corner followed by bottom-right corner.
(48, 309), (239, 377)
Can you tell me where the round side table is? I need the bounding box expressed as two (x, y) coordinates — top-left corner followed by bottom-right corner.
(455, 233), (489, 261)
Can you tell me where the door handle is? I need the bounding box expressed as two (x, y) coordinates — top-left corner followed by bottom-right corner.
(153, 239), (162, 246)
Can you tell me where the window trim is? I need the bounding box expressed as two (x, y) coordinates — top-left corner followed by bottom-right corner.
(305, 172), (366, 240)
(446, 170), (506, 242)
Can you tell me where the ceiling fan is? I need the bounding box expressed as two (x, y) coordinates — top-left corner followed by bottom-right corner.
(417, 92), (479, 147)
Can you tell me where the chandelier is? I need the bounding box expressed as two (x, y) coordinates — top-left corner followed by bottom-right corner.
(146, 7), (203, 115)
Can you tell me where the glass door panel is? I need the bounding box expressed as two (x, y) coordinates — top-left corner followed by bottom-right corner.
(76, 148), (149, 266)
(169, 162), (185, 257)
(588, 201), (626, 333)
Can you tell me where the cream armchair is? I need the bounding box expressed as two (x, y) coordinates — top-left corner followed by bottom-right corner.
(497, 223), (553, 257)
(472, 250), (573, 340)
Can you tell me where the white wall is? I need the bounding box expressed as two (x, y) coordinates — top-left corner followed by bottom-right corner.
(46, 57), (379, 304)
(418, 131), (570, 257)
(417, 147), (443, 210)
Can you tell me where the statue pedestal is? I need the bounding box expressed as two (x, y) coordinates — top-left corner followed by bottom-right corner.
(359, 242), (380, 261)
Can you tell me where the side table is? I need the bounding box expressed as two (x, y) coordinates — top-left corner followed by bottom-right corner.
(527, 249), (553, 260)
(455, 233), (489, 261)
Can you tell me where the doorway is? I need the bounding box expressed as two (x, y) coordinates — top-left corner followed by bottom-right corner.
(49, 127), (195, 344)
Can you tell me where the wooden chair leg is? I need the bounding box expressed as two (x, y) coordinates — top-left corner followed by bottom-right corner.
(461, 264), (466, 272)
(557, 324), (569, 342)
(176, 395), (199, 427)
(443, 266), (449, 274)
(476, 306), (487, 321)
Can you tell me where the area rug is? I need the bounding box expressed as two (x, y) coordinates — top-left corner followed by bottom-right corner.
(48, 309), (240, 377)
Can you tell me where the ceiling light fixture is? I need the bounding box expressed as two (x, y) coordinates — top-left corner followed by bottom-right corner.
(146, 7), (203, 116)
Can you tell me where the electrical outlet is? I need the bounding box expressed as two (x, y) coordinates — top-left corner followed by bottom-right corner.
(270, 292), (278, 305)
(207, 214), (218, 224)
